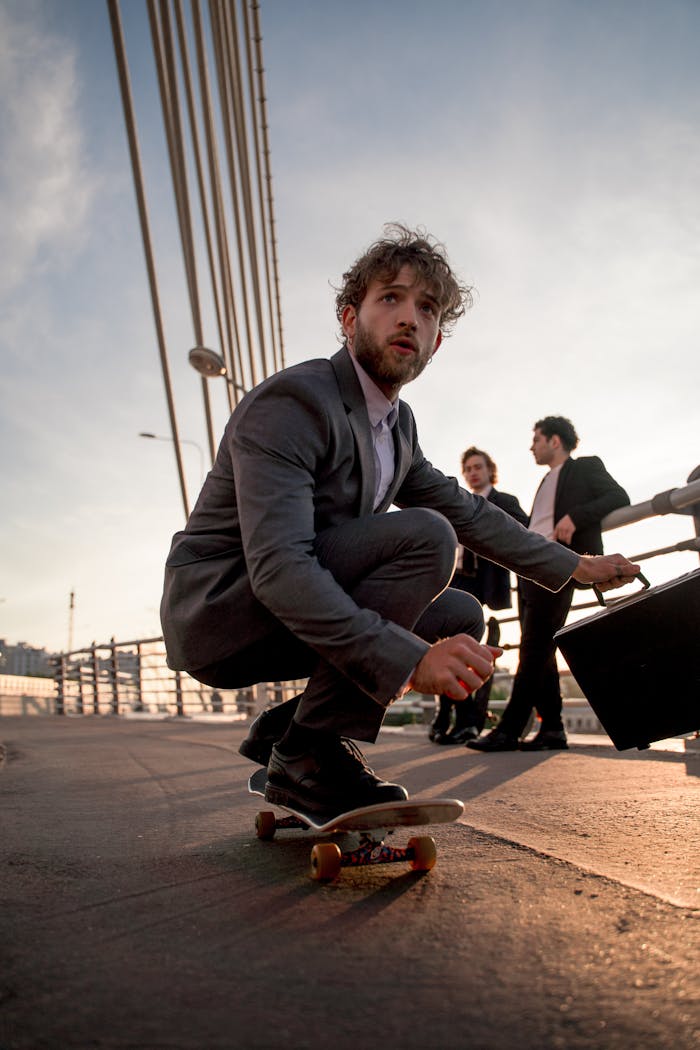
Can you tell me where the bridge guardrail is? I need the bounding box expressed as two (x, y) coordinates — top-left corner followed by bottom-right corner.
(50, 469), (699, 723)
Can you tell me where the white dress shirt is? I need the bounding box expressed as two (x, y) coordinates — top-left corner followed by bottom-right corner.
(529, 463), (564, 538)
(349, 352), (398, 509)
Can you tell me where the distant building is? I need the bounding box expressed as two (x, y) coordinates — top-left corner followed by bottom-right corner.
(489, 668), (605, 734)
(0, 640), (56, 678)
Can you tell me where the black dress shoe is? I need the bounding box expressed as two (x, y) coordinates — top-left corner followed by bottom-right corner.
(434, 730), (460, 745)
(428, 721), (450, 742)
(265, 738), (408, 816)
(466, 728), (519, 752)
(519, 729), (568, 751)
(238, 695), (301, 765)
(450, 726), (480, 744)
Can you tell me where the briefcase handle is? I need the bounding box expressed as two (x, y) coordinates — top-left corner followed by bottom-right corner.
(593, 571), (651, 607)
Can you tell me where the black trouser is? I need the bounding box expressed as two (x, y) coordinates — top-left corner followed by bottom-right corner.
(433, 615), (501, 733)
(497, 578), (575, 737)
(196, 509), (484, 741)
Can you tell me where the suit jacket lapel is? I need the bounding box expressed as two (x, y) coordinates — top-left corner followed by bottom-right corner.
(330, 347), (376, 517)
(554, 457), (574, 522)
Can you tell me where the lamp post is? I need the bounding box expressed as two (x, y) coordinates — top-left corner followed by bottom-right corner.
(187, 346), (247, 462)
(138, 432), (206, 485)
(188, 346), (248, 394)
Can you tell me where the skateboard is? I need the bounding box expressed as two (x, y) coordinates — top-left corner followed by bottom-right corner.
(248, 767), (464, 881)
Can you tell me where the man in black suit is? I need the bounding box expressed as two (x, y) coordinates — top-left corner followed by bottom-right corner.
(469, 416), (630, 752)
(430, 446), (527, 743)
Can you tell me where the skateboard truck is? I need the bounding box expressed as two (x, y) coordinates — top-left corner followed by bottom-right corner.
(255, 809), (438, 880)
(311, 834), (437, 881)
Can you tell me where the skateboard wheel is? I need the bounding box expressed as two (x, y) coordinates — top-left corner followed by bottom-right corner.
(408, 835), (437, 872)
(255, 811), (277, 840)
(310, 842), (342, 881)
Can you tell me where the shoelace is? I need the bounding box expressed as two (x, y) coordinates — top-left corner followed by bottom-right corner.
(332, 737), (373, 773)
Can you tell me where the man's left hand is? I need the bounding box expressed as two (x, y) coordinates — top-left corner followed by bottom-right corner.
(553, 514), (576, 544)
(572, 554), (641, 591)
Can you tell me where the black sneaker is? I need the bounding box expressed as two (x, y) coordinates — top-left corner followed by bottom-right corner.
(238, 695), (301, 765)
(265, 737), (408, 816)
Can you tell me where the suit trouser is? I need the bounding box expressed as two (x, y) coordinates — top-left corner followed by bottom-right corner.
(497, 578), (575, 737)
(434, 613), (501, 733)
(196, 508), (484, 741)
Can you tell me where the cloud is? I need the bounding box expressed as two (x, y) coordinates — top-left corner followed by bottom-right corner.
(0, 3), (94, 295)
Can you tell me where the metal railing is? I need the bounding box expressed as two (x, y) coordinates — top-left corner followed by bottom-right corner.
(50, 470), (699, 721)
(493, 470), (700, 646)
(51, 636), (305, 720)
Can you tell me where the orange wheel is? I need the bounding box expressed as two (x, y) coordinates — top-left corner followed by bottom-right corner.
(255, 811), (277, 840)
(408, 835), (437, 872)
(310, 842), (342, 881)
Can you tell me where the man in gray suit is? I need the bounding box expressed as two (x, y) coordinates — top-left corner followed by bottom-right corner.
(160, 225), (638, 817)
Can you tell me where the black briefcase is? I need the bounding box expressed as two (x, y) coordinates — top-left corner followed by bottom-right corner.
(555, 568), (700, 750)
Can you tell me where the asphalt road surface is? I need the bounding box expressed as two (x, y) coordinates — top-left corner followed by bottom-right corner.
(1, 717), (698, 1049)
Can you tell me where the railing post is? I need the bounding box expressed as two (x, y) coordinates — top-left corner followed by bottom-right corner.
(135, 642), (144, 712)
(174, 669), (184, 717)
(76, 661), (85, 716)
(91, 644), (100, 715)
(109, 638), (119, 716)
(55, 655), (66, 716)
(688, 465), (700, 563)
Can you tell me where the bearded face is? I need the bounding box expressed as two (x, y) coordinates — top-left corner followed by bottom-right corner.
(344, 265), (442, 399)
(352, 314), (433, 391)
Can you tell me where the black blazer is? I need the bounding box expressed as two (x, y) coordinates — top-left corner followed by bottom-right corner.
(454, 488), (529, 609)
(534, 455), (630, 556)
(160, 347), (578, 687)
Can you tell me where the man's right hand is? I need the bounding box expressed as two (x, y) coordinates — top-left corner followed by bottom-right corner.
(410, 635), (503, 700)
(572, 553), (640, 590)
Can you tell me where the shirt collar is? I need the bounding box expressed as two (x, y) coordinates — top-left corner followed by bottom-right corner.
(348, 349), (398, 429)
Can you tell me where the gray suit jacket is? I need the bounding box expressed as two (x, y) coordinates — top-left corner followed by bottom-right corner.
(160, 347), (578, 700)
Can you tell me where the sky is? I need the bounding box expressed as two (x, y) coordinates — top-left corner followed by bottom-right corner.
(1, 0), (699, 667)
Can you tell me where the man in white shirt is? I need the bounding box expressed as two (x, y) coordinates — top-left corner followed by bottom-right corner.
(469, 416), (630, 752)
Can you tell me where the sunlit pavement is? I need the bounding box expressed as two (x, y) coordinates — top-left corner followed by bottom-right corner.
(1, 717), (698, 1050)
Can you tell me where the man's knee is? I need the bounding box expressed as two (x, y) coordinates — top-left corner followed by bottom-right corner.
(455, 590), (485, 640)
(400, 506), (457, 545)
(415, 587), (484, 644)
(397, 507), (458, 581)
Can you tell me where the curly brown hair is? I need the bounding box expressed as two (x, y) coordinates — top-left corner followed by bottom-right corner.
(461, 446), (498, 484)
(335, 223), (472, 337)
(534, 416), (579, 453)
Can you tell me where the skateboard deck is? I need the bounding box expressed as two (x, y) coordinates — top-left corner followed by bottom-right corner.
(248, 767), (464, 881)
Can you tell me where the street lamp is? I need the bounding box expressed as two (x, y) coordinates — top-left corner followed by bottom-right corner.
(187, 347), (247, 466)
(188, 346), (247, 393)
(138, 432), (206, 484)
